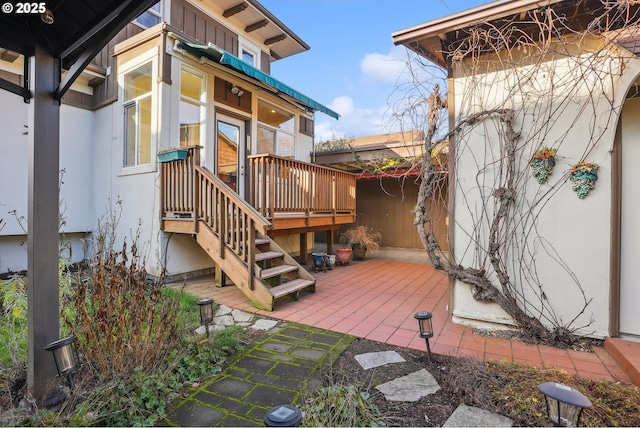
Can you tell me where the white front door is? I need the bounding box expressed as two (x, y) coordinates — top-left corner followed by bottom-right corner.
(216, 115), (246, 197)
(620, 98), (640, 338)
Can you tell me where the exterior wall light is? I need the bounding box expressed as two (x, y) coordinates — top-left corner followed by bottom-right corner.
(231, 85), (244, 96)
(414, 311), (434, 362)
(537, 382), (592, 427)
(44, 335), (81, 390)
(197, 298), (215, 338)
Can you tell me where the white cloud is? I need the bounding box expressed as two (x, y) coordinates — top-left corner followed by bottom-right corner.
(314, 95), (393, 142)
(359, 46), (408, 84)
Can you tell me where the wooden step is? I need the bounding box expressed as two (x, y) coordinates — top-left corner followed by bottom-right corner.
(255, 238), (270, 246)
(269, 278), (315, 299)
(256, 251), (284, 262)
(258, 264), (298, 279)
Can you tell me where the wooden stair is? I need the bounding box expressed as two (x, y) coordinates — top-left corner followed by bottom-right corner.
(195, 222), (315, 310)
(160, 147), (316, 311)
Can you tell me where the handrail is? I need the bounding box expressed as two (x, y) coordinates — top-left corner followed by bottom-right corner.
(248, 153), (357, 219)
(160, 146), (272, 290)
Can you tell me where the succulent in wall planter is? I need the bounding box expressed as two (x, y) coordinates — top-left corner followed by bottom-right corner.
(570, 162), (599, 199)
(339, 225), (382, 261)
(530, 146), (557, 184)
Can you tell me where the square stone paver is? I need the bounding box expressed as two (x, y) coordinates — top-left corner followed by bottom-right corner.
(269, 362), (314, 379)
(206, 378), (254, 399)
(261, 340), (294, 354)
(168, 400), (224, 427)
(234, 356), (276, 374)
(245, 385), (297, 408)
(307, 332), (342, 345)
(218, 415), (262, 427)
(278, 327), (310, 339)
(248, 373), (300, 391)
(290, 347), (326, 360)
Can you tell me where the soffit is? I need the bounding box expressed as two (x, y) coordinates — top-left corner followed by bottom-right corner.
(0, 0), (159, 68)
(201, 0), (309, 60)
(393, 0), (640, 68)
(0, 0), (159, 99)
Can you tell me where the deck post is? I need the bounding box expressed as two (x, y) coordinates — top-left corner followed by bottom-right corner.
(299, 232), (308, 264)
(27, 44), (60, 394)
(215, 264), (227, 287)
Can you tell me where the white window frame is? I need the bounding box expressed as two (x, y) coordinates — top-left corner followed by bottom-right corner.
(179, 64), (207, 148)
(257, 122), (296, 158)
(119, 47), (159, 175)
(239, 37), (260, 69)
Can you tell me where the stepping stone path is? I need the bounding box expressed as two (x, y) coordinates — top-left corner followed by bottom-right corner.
(443, 404), (513, 427)
(354, 351), (512, 425)
(354, 350), (406, 369)
(375, 368), (440, 401)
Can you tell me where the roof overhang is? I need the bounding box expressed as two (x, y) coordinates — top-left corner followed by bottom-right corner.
(392, 0), (638, 68)
(205, 0), (310, 60)
(176, 39), (339, 120)
(0, 0), (160, 100)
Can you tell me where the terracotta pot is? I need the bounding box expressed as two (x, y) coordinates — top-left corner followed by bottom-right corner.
(336, 247), (351, 264)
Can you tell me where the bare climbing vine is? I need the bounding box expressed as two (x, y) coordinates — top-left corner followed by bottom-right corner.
(367, 1), (640, 346)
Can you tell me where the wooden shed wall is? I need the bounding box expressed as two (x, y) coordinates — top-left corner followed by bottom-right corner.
(344, 177), (448, 250)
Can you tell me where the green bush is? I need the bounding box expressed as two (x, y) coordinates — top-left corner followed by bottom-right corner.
(68, 328), (244, 427)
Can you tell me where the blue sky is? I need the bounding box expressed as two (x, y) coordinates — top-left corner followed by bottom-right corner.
(260, 0), (489, 141)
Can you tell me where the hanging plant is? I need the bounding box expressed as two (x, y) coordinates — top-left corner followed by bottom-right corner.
(570, 162), (599, 199)
(530, 146), (557, 184)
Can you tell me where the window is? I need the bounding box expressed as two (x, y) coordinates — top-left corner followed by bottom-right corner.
(241, 48), (255, 66)
(180, 66), (206, 147)
(257, 101), (295, 157)
(239, 40), (259, 68)
(134, 2), (162, 28)
(123, 62), (153, 167)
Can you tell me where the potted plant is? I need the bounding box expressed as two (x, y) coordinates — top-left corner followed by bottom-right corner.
(339, 225), (382, 261)
(158, 147), (188, 162)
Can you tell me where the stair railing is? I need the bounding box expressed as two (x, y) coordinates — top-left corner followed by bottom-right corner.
(161, 146), (272, 290)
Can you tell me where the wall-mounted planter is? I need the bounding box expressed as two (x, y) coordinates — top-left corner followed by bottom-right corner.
(570, 162), (599, 199)
(530, 147), (557, 184)
(158, 148), (188, 162)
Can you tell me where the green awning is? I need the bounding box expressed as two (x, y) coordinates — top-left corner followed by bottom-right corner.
(176, 40), (340, 120)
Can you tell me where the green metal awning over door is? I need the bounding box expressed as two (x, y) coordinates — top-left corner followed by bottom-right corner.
(177, 40), (340, 120)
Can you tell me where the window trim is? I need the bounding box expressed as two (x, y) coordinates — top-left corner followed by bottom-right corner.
(133, 1), (162, 29)
(119, 47), (159, 176)
(239, 38), (260, 69)
(179, 64), (207, 148)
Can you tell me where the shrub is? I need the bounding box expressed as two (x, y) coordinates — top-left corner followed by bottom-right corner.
(300, 384), (382, 427)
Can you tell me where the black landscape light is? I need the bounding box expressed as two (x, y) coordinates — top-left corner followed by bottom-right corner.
(45, 335), (81, 390)
(537, 382), (592, 427)
(414, 311), (434, 362)
(197, 298), (215, 338)
(264, 404), (303, 427)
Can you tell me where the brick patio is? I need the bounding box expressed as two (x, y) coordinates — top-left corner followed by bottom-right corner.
(176, 251), (635, 385)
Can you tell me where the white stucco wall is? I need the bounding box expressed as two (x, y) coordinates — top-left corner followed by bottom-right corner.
(0, 90), (93, 273)
(450, 48), (640, 338)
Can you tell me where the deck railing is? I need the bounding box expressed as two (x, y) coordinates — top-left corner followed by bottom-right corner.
(161, 148), (356, 236)
(248, 154), (356, 219)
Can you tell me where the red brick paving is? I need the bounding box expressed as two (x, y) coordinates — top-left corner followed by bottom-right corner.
(176, 257), (635, 385)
